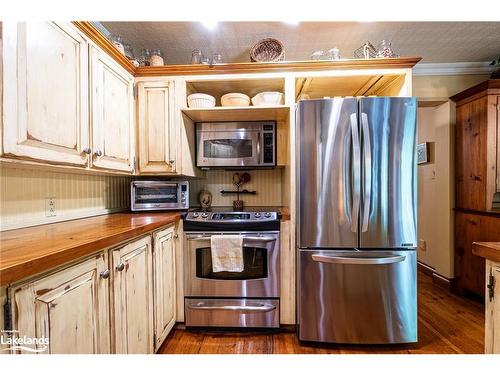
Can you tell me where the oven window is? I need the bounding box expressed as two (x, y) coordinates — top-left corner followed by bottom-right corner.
(195, 246), (268, 280)
(134, 186), (177, 204)
(203, 139), (253, 159)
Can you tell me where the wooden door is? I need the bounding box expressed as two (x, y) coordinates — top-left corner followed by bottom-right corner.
(112, 235), (154, 354)
(11, 253), (110, 354)
(90, 45), (135, 173)
(137, 81), (177, 174)
(152, 226), (177, 351)
(455, 97), (488, 211)
(2, 22), (89, 166)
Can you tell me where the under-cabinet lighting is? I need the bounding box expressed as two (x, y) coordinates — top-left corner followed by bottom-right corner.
(201, 21), (219, 30)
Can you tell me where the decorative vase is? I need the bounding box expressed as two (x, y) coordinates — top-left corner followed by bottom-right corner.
(198, 188), (212, 211)
(233, 200), (244, 211)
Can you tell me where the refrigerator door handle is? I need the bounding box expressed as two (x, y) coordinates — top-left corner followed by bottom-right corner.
(350, 113), (361, 233)
(361, 112), (372, 233)
(311, 254), (406, 265)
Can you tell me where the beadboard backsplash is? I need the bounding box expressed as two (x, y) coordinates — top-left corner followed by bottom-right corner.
(0, 166), (131, 231)
(189, 169), (283, 207)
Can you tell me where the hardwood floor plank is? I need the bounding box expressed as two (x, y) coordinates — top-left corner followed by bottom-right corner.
(158, 271), (485, 354)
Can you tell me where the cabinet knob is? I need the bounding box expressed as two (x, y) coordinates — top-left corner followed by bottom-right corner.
(115, 262), (125, 272)
(174, 234), (179, 239)
(82, 147), (92, 155)
(100, 269), (110, 279)
(169, 159), (175, 164)
(94, 150), (103, 157)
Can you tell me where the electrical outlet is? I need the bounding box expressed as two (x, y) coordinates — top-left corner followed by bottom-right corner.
(419, 239), (427, 252)
(45, 197), (56, 217)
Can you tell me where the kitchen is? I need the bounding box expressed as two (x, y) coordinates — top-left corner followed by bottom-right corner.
(1, 3), (500, 371)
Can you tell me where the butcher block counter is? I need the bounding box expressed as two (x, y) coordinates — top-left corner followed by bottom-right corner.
(472, 242), (500, 263)
(0, 212), (182, 286)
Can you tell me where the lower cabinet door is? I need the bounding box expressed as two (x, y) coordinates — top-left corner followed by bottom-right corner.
(486, 261), (500, 354)
(112, 235), (154, 354)
(11, 253), (111, 354)
(153, 226), (177, 351)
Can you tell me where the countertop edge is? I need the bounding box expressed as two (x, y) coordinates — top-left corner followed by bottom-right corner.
(0, 213), (181, 287)
(472, 242), (500, 263)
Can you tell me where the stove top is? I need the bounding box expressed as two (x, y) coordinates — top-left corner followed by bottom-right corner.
(185, 210), (278, 223)
(183, 208), (280, 231)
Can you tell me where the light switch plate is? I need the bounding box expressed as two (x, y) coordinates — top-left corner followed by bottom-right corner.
(419, 239), (426, 252)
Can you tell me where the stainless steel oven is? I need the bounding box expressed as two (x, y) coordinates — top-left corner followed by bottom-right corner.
(196, 121), (276, 169)
(183, 210), (280, 328)
(185, 231), (280, 298)
(131, 180), (189, 211)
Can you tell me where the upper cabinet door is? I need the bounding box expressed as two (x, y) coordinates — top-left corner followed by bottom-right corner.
(90, 45), (135, 173)
(137, 81), (177, 174)
(2, 22), (90, 166)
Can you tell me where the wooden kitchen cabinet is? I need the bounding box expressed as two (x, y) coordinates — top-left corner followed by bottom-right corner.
(111, 235), (154, 354)
(452, 80), (500, 212)
(485, 260), (500, 353)
(152, 225), (177, 351)
(454, 211), (500, 298)
(90, 45), (135, 173)
(2, 22), (90, 166)
(10, 253), (111, 354)
(137, 81), (178, 174)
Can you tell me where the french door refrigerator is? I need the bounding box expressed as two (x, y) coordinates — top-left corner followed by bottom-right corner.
(297, 97), (417, 344)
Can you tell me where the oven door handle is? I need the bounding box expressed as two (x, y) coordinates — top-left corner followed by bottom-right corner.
(188, 302), (276, 313)
(187, 236), (277, 243)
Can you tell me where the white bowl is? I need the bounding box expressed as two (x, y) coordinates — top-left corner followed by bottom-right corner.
(221, 93), (251, 107)
(187, 93), (216, 108)
(251, 92), (284, 106)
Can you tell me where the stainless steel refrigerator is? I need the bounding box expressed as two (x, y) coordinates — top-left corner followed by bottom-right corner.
(297, 97), (417, 344)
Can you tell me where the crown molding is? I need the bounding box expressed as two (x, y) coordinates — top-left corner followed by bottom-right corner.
(413, 61), (495, 76)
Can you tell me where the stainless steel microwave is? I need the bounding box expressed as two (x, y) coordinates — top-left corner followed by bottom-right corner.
(196, 121), (276, 169)
(131, 181), (189, 211)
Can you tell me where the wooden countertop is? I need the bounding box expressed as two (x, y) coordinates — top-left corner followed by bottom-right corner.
(472, 242), (500, 263)
(0, 212), (182, 286)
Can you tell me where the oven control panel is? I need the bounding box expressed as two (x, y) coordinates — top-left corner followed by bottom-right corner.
(185, 211), (278, 222)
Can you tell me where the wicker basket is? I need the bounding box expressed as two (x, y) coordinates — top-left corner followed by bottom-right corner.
(250, 38), (285, 62)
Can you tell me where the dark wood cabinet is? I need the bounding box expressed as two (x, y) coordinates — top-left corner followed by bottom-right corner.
(452, 80), (500, 298)
(454, 211), (500, 297)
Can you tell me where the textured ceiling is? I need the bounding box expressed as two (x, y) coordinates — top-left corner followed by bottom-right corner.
(101, 21), (500, 65)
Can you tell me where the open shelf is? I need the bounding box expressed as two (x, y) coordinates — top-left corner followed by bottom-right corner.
(295, 74), (406, 100)
(182, 105), (290, 123)
(186, 77), (286, 107)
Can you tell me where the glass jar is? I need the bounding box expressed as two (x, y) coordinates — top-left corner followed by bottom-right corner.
(138, 49), (151, 67)
(149, 49), (164, 66)
(191, 49), (203, 64)
(376, 40), (395, 58)
(110, 34), (125, 55)
(123, 43), (134, 60)
(310, 50), (325, 61)
(212, 52), (223, 64)
(326, 47), (340, 60)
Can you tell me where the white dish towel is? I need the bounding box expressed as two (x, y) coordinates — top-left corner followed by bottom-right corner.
(210, 234), (244, 273)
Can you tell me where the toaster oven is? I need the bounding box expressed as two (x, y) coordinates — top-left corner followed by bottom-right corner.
(131, 181), (189, 211)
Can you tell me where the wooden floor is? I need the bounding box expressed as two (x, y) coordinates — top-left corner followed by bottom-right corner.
(158, 272), (485, 354)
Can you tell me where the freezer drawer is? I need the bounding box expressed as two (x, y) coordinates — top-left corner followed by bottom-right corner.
(185, 298), (280, 328)
(298, 249), (417, 344)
